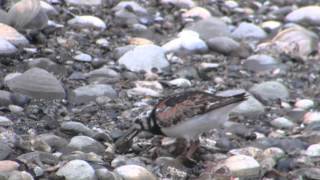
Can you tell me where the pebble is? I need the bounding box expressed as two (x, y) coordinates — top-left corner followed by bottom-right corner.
(0, 90), (12, 106)
(243, 54), (280, 73)
(168, 78), (192, 88)
(7, 0), (48, 30)
(207, 36), (240, 55)
(60, 121), (95, 137)
(232, 22), (267, 42)
(295, 99), (314, 110)
(182, 7), (211, 20)
(73, 53), (93, 62)
(250, 81), (289, 102)
(0, 116), (13, 126)
(270, 117), (296, 129)
(0, 142), (12, 160)
(162, 30), (208, 54)
(56, 160), (96, 180)
(114, 165), (157, 180)
(8, 171), (34, 180)
(223, 155), (260, 178)
(70, 84), (117, 104)
(305, 144), (320, 157)
(6, 68), (66, 100)
(118, 44), (169, 72)
(68, 15), (107, 30)
(160, 0), (195, 9)
(65, 135), (105, 155)
(186, 17), (231, 40)
(0, 160), (19, 172)
(304, 112), (320, 124)
(65, 0), (102, 6)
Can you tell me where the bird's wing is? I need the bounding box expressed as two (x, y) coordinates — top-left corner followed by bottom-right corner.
(152, 91), (247, 128)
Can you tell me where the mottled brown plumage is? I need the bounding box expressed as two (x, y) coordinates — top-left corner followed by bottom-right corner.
(151, 91), (247, 128)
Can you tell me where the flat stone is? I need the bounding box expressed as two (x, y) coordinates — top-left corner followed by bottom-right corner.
(7, 68), (65, 100)
(0, 23), (29, 46)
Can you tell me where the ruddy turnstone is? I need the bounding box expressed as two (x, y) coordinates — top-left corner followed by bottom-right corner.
(116, 91), (248, 160)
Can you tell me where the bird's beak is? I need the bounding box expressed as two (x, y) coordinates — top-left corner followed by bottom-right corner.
(114, 126), (141, 153)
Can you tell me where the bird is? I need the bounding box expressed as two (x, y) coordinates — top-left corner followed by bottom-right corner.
(115, 90), (248, 161)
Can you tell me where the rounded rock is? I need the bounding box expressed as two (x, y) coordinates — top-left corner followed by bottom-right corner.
(56, 160), (96, 180)
(6, 68), (65, 100)
(114, 165), (156, 180)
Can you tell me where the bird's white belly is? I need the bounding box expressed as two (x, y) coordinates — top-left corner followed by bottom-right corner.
(161, 103), (240, 139)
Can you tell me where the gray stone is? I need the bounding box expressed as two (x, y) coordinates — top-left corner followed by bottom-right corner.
(38, 134), (68, 151)
(27, 58), (67, 76)
(70, 84), (117, 104)
(305, 144), (320, 157)
(223, 155), (260, 178)
(7, 68), (65, 100)
(186, 17), (231, 40)
(0, 23), (29, 46)
(8, 171), (33, 180)
(66, 136), (105, 155)
(0, 142), (11, 160)
(243, 54), (280, 72)
(73, 53), (92, 62)
(60, 121), (95, 137)
(232, 22), (267, 41)
(250, 81), (289, 102)
(118, 44), (169, 72)
(270, 117), (296, 129)
(0, 90), (12, 106)
(114, 165), (156, 180)
(68, 16), (106, 30)
(0, 116), (13, 126)
(65, 0), (101, 6)
(56, 160), (96, 180)
(85, 66), (121, 83)
(207, 36), (240, 54)
(0, 38), (16, 54)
